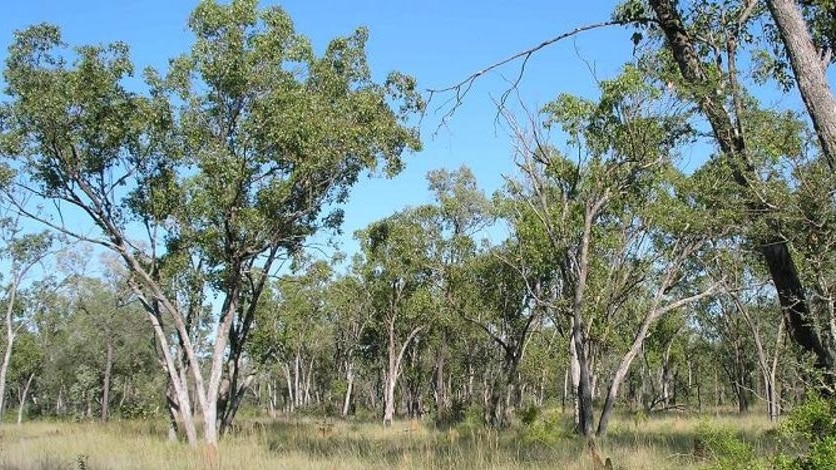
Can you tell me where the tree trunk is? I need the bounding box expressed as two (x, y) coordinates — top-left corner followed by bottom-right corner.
(488, 353), (519, 428)
(294, 351), (301, 409)
(571, 204), (598, 437)
(562, 367), (569, 414)
(383, 373), (396, 426)
(304, 358), (314, 407)
(267, 381), (277, 418)
(766, 0), (836, 170)
(282, 362), (294, 413)
(342, 362), (354, 417)
(570, 335), (582, 428)
(165, 378), (182, 441)
(0, 327), (13, 424)
(203, 286), (241, 448)
(383, 323), (423, 426)
(0, 280), (19, 425)
(101, 336), (113, 422)
(149, 312), (198, 447)
(16, 372), (34, 424)
(768, 321), (784, 421)
(218, 373), (255, 435)
(433, 333), (449, 415)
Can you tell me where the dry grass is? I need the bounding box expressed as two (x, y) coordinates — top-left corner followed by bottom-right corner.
(0, 411), (777, 470)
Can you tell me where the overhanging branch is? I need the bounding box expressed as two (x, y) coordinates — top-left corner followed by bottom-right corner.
(426, 19), (655, 125)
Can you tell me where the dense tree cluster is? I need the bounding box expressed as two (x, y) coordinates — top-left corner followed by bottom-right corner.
(1, 1), (836, 462)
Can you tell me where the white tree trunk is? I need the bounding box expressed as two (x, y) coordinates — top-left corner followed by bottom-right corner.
(16, 372), (34, 424)
(342, 363), (354, 417)
(0, 279), (20, 425)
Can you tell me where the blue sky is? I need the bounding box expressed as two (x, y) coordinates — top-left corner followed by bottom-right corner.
(0, 1), (638, 258)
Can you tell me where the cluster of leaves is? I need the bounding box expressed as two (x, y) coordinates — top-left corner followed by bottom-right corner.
(774, 395), (836, 470)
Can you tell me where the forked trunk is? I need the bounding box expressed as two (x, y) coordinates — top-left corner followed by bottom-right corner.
(16, 372), (34, 424)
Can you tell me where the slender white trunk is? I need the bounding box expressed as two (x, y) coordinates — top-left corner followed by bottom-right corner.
(342, 363), (354, 417)
(0, 279), (20, 425)
(569, 335), (581, 427)
(293, 350), (302, 406)
(382, 323), (423, 426)
(283, 363), (294, 413)
(304, 359), (314, 407)
(16, 372), (34, 424)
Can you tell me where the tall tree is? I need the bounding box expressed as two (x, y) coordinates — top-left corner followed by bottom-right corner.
(0, 0), (420, 447)
(357, 212), (437, 425)
(0, 218), (51, 425)
(640, 0), (833, 377)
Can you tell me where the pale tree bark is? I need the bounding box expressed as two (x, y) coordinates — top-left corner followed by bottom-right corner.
(432, 333), (449, 415)
(16, 372), (34, 425)
(342, 361), (355, 417)
(571, 200), (606, 437)
(383, 322), (424, 426)
(766, 0), (836, 170)
(0, 290), (16, 424)
(0, 247), (44, 426)
(266, 380), (277, 418)
(136, 290), (198, 446)
(769, 321), (784, 421)
(730, 292), (785, 421)
(570, 336), (581, 427)
(283, 362), (294, 414)
(597, 280), (719, 436)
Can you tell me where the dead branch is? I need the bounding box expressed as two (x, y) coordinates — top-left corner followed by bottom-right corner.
(426, 19), (654, 126)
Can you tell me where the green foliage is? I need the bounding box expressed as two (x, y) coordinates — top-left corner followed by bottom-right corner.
(773, 395), (836, 470)
(518, 409), (572, 447)
(695, 422), (764, 470)
(518, 404), (540, 426)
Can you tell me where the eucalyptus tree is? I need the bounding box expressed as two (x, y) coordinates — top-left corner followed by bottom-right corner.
(326, 273), (373, 417)
(0, 219), (52, 425)
(357, 211), (440, 426)
(458, 244), (550, 428)
(421, 166), (493, 416)
(0, 0), (420, 447)
(765, 0), (836, 168)
(503, 65), (722, 436)
(628, 0), (836, 378)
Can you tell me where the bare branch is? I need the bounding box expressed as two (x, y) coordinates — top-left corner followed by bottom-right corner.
(426, 19), (653, 125)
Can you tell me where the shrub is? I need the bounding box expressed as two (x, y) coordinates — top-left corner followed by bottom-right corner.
(695, 421), (763, 470)
(774, 394), (836, 470)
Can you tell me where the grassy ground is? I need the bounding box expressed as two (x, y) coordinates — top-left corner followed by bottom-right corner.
(0, 411), (777, 470)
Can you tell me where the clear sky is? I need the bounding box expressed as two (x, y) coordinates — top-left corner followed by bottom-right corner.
(0, 1), (638, 258)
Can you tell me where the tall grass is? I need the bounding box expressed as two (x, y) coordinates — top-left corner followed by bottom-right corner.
(0, 411), (776, 470)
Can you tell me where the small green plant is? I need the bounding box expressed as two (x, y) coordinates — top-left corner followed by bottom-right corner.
(518, 405), (540, 426)
(773, 394), (836, 470)
(695, 421), (763, 470)
(518, 409), (571, 447)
